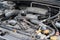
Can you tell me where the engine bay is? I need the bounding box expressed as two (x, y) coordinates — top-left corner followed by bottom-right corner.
(0, 0), (60, 40)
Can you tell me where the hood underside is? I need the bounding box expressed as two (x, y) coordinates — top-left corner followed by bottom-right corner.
(5, 0), (60, 8)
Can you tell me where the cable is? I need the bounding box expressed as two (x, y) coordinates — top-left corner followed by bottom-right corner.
(51, 20), (59, 32)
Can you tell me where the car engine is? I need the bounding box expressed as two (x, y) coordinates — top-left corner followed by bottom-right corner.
(0, 0), (60, 40)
